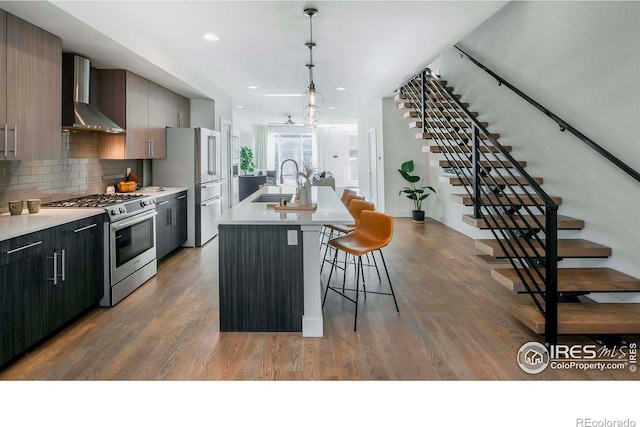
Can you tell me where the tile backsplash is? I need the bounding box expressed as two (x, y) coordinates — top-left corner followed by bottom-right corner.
(0, 132), (142, 213)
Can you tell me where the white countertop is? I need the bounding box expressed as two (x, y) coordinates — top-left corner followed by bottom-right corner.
(218, 186), (352, 225)
(135, 186), (189, 197)
(0, 208), (105, 241)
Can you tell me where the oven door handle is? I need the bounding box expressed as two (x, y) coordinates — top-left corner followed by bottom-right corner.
(111, 211), (157, 231)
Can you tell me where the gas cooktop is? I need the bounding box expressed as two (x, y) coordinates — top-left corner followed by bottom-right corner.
(43, 193), (146, 208)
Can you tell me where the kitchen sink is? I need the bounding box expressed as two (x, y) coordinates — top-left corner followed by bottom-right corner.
(251, 193), (294, 203)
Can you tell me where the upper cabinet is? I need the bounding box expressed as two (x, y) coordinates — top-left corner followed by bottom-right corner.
(0, 10), (62, 160)
(95, 69), (190, 159)
(165, 89), (190, 129)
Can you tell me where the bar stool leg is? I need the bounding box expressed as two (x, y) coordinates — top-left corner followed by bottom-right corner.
(323, 249), (339, 308)
(360, 253), (367, 299)
(378, 250), (399, 312)
(371, 252), (381, 282)
(320, 228), (335, 274)
(354, 255), (362, 332)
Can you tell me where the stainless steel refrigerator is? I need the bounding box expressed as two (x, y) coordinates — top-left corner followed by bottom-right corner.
(153, 127), (224, 247)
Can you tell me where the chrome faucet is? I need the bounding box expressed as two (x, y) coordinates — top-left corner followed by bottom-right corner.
(279, 158), (299, 184)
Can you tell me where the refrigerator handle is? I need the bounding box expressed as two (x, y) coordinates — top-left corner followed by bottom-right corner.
(212, 134), (217, 177)
(207, 135), (214, 176)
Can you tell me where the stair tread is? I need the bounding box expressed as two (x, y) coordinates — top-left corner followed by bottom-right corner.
(426, 111), (479, 118)
(512, 302), (640, 335)
(440, 160), (527, 168)
(430, 145), (511, 153)
(448, 176), (543, 186)
(395, 92), (461, 102)
(451, 193), (562, 206)
(475, 238), (612, 259)
(462, 214), (584, 230)
(410, 121), (490, 129)
(416, 132), (500, 141)
(493, 267), (640, 293)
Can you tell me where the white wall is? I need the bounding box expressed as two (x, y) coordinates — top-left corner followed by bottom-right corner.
(381, 97), (439, 218)
(427, 1), (640, 296)
(357, 100), (384, 210)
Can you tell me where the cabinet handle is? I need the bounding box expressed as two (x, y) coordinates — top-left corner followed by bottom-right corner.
(61, 249), (66, 282)
(177, 195), (186, 200)
(12, 125), (17, 157)
(49, 252), (58, 286)
(178, 113), (183, 128)
(150, 140), (154, 157)
(6, 240), (42, 255)
(156, 200), (169, 206)
(74, 223), (97, 233)
(2, 124), (7, 159)
(147, 140), (152, 158)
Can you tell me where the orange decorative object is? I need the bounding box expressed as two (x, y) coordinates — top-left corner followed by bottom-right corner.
(117, 181), (137, 192)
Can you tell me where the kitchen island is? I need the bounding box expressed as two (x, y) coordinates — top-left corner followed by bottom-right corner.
(217, 186), (352, 337)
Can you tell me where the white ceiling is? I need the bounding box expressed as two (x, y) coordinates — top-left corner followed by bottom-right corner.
(0, 0), (507, 130)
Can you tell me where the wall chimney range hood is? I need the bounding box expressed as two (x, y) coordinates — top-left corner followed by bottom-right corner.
(62, 54), (125, 134)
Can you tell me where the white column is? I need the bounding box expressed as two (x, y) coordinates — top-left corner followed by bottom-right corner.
(301, 224), (323, 337)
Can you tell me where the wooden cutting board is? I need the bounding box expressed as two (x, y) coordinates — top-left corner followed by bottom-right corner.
(267, 203), (318, 212)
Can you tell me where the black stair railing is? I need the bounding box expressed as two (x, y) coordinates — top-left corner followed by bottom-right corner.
(455, 45), (640, 185)
(397, 69), (559, 344)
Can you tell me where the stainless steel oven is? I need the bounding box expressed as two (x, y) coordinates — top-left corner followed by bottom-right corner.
(109, 209), (157, 304)
(43, 193), (158, 307)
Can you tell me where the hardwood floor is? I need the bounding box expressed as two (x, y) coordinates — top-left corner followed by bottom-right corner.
(1, 218), (638, 380)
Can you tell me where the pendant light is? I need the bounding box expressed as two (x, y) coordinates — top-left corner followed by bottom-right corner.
(302, 7), (322, 128)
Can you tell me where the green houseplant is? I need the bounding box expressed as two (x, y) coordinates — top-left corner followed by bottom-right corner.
(398, 160), (436, 223)
(239, 146), (256, 175)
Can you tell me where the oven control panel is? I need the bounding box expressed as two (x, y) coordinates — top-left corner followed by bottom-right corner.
(107, 197), (156, 221)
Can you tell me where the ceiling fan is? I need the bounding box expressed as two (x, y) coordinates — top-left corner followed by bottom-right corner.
(268, 114), (304, 127)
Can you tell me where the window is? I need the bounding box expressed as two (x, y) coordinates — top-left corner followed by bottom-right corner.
(268, 132), (317, 184)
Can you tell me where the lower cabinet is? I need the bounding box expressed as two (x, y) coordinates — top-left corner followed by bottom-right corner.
(48, 216), (103, 329)
(155, 191), (187, 260)
(0, 214), (103, 367)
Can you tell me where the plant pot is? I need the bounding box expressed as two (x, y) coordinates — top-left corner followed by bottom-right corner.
(412, 210), (425, 224)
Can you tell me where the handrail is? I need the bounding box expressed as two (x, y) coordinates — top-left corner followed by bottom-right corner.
(454, 45), (640, 184)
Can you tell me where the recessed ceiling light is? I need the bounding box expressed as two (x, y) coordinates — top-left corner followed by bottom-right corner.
(203, 33), (219, 41)
(237, 106), (244, 109)
(248, 86), (258, 89)
(336, 87), (346, 91)
(329, 106), (336, 110)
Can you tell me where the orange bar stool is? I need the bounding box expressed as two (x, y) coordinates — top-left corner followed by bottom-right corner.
(320, 193), (364, 249)
(322, 210), (399, 331)
(320, 188), (356, 244)
(340, 188), (356, 205)
(321, 199), (375, 274)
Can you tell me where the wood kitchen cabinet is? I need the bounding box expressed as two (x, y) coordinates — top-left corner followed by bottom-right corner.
(47, 216), (103, 329)
(165, 89), (190, 128)
(0, 10), (61, 160)
(155, 191), (188, 260)
(0, 215), (103, 367)
(95, 69), (191, 159)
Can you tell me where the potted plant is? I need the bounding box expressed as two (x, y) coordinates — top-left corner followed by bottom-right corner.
(239, 146), (256, 175)
(398, 160), (436, 223)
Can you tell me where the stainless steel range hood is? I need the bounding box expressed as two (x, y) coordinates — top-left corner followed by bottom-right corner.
(62, 54), (125, 134)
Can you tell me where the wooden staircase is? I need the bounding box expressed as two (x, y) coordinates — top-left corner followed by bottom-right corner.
(395, 73), (640, 340)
